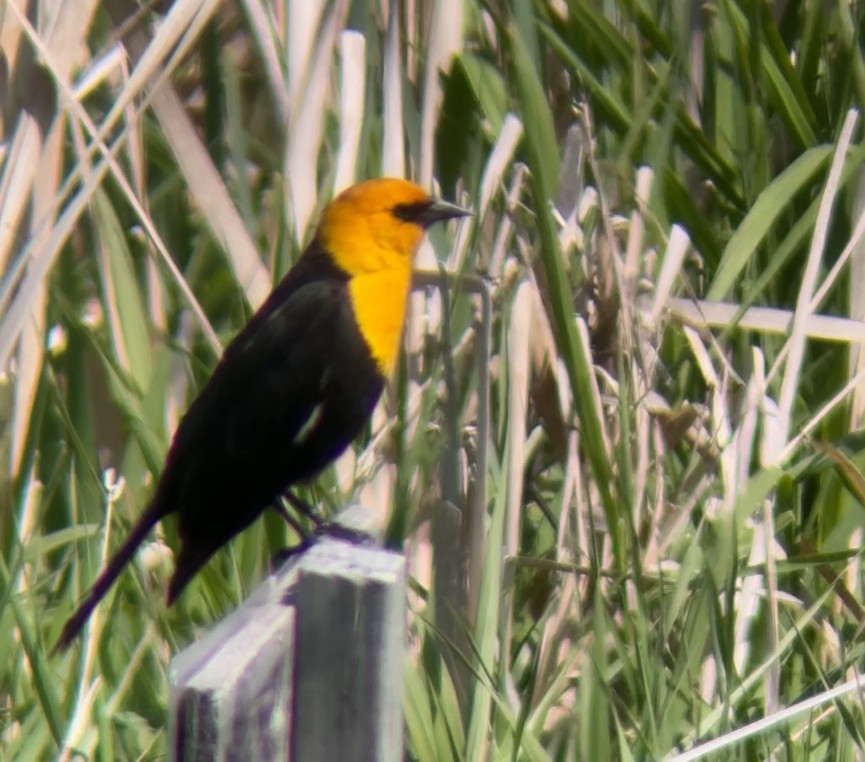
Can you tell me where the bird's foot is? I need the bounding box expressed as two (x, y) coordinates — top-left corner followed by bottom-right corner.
(283, 490), (325, 529)
(270, 536), (314, 570)
(316, 521), (377, 545)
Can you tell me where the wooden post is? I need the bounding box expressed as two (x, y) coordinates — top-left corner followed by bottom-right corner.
(169, 506), (406, 761)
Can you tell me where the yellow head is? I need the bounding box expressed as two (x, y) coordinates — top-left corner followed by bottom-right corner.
(315, 178), (469, 376)
(317, 178), (468, 277)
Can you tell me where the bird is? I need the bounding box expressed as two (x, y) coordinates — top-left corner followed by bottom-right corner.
(54, 178), (470, 652)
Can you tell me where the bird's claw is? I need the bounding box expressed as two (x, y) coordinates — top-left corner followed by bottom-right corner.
(316, 521), (377, 545)
(271, 522), (374, 570)
(270, 536), (314, 570)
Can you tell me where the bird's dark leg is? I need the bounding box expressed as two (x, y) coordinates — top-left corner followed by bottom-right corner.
(283, 490), (325, 529)
(269, 499), (314, 571)
(283, 491), (374, 545)
(272, 498), (314, 538)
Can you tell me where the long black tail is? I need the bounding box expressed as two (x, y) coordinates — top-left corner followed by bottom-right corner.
(52, 498), (168, 654)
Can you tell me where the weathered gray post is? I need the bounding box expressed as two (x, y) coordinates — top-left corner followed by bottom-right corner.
(169, 506), (406, 761)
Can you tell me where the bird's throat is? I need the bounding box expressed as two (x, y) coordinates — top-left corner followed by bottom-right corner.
(348, 269), (411, 377)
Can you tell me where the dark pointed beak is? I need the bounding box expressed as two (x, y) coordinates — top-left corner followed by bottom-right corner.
(392, 197), (473, 228)
(421, 198), (472, 228)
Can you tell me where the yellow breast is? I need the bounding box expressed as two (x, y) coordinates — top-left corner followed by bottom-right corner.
(348, 268), (412, 377)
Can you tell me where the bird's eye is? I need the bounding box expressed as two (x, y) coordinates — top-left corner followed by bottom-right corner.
(392, 201), (434, 224)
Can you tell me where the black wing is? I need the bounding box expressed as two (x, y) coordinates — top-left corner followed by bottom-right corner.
(157, 245), (385, 555)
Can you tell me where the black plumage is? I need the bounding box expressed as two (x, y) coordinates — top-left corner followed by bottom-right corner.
(54, 242), (384, 651)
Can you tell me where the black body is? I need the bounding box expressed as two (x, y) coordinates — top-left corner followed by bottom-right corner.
(55, 240), (385, 650)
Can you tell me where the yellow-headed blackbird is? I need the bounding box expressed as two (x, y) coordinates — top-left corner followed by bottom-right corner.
(54, 178), (469, 651)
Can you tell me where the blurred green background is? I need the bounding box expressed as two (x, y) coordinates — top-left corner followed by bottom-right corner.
(4, 0), (865, 759)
